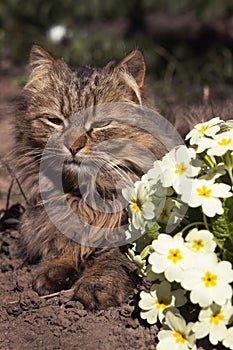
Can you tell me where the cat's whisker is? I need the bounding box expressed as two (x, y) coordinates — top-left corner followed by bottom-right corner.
(15, 155), (43, 167)
(97, 152), (137, 179)
(2, 149), (42, 162)
(104, 151), (138, 176)
(15, 154), (56, 174)
(91, 157), (133, 186)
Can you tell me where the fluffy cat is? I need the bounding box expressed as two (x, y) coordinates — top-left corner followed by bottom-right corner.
(16, 45), (169, 309)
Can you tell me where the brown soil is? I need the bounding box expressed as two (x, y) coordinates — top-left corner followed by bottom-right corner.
(0, 227), (159, 350)
(0, 62), (227, 350)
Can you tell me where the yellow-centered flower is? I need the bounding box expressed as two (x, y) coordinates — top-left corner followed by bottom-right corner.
(197, 125), (208, 133)
(196, 185), (212, 198)
(131, 198), (141, 212)
(209, 311), (224, 326)
(192, 238), (204, 251)
(155, 297), (170, 310)
(217, 137), (232, 146)
(173, 331), (187, 344)
(174, 161), (188, 175)
(201, 271), (218, 287)
(167, 248), (183, 264)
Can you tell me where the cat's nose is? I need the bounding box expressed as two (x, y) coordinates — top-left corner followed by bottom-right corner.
(68, 135), (87, 156)
(69, 145), (81, 156)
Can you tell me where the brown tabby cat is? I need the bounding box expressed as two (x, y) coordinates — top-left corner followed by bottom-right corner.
(16, 45), (168, 310)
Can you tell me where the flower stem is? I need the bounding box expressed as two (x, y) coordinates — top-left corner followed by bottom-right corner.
(226, 167), (233, 185)
(203, 214), (210, 231)
(222, 152), (233, 185)
(180, 221), (206, 235)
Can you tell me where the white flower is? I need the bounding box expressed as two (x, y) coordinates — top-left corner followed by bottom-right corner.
(147, 160), (163, 186)
(223, 327), (233, 349)
(149, 234), (193, 283)
(192, 301), (233, 345)
(185, 117), (221, 145)
(195, 137), (218, 154)
(157, 311), (196, 350)
(155, 197), (175, 224)
(180, 178), (232, 217)
(139, 281), (187, 324)
(122, 180), (155, 230)
(159, 145), (200, 193)
(197, 129), (233, 156)
(154, 198), (187, 232)
(181, 254), (233, 307)
(140, 173), (152, 192)
(185, 228), (216, 253)
(150, 182), (173, 217)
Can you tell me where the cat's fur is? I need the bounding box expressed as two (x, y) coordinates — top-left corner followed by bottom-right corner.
(16, 46), (168, 309)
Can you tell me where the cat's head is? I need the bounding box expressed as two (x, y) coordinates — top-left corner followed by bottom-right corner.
(24, 44), (146, 120)
(17, 46), (167, 195)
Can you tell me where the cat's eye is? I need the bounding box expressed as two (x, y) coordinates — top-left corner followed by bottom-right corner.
(90, 120), (112, 129)
(47, 116), (64, 126)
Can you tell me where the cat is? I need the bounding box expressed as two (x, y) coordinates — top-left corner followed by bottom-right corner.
(15, 45), (170, 310)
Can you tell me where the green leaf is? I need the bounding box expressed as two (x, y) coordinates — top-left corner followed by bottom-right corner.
(225, 120), (233, 130)
(222, 237), (233, 264)
(220, 120), (233, 132)
(140, 245), (151, 260)
(211, 197), (233, 262)
(146, 221), (161, 240)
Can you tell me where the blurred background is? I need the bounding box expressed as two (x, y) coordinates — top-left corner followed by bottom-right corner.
(0, 0), (233, 103)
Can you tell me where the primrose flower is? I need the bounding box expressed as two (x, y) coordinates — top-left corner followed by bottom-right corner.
(154, 198), (187, 233)
(197, 129), (233, 156)
(149, 234), (192, 283)
(184, 228), (216, 254)
(223, 327), (233, 349)
(181, 254), (233, 307)
(122, 180), (155, 230)
(147, 160), (163, 186)
(155, 197), (175, 224)
(180, 178), (232, 217)
(139, 281), (187, 324)
(193, 301), (233, 345)
(157, 311), (196, 350)
(159, 145), (200, 193)
(185, 117), (221, 145)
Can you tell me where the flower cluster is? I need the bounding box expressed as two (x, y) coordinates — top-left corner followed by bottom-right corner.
(123, 117), (233, 349)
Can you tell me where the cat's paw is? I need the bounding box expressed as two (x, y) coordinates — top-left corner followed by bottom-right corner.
(73, 273), (134, 310)
(32, 260), (79, 295)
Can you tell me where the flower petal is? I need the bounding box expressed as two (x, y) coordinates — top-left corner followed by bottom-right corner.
(192, 321), (210, 339)
(139, 291), (156, 310)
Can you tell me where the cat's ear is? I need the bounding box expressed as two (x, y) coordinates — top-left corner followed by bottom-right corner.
(29, 45), (55, 71)
(116, 50), (146, 88)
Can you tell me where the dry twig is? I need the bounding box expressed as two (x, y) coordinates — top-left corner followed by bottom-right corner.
(5, 288), (75, 306)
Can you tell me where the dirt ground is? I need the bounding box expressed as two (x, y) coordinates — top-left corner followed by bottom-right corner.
(0, 62), (230, 350)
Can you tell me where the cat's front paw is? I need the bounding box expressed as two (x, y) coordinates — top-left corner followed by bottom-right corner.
(73, 273), (135, 310)
(33, 259), (79, 295)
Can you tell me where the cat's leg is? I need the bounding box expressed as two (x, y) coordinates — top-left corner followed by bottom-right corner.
(18, 205), (81, 295)
(33, 255), (80, 295)
(73, 247), (139, 310)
